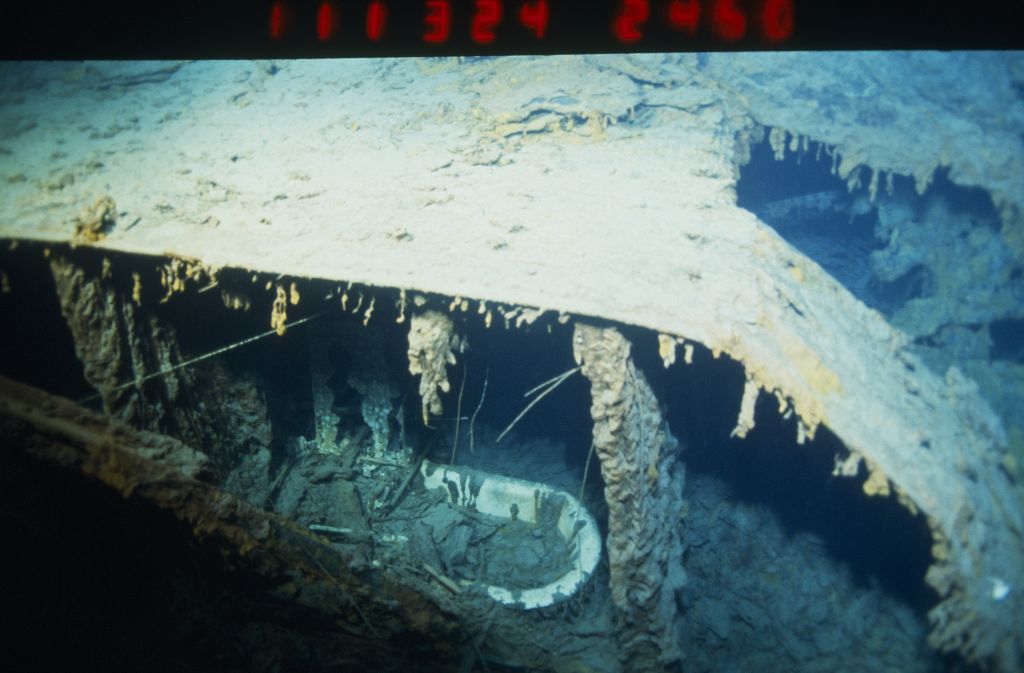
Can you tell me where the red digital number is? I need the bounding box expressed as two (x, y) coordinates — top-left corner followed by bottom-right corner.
(472, 0), (503, 44)
(519, 0), (548, 38)
(667, 0), (700, 35)
(316, 2), (338, 41)
(761, 0), (793, 42)
(614, 0), (649, 43)
(711, 0), (746, 40)
(424, 0), (450, 44)
(367, 1), (387, 41)
(268, 1), (288, 40)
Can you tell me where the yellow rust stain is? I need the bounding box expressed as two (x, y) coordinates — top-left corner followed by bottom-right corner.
(862, 459), (891, 497)
(271, 285), (288, 335)
(362, 296), (375, 326)
(781, 337), (842, 397)
(71, 195), (116, 247)
(657, 334), (677, 368)
(157, 256), (217, 304)
(396, 288), (407, 324)
(930, 525), (949, 561)
(894, 483), (919, 516)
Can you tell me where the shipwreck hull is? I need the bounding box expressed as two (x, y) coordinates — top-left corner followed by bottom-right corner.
(1, 54), (1022, 672)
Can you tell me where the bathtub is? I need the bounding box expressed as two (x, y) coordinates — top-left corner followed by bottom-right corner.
(420, 459), (602, 609)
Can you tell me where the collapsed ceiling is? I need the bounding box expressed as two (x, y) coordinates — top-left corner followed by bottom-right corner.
(1, 53), (1022, 672)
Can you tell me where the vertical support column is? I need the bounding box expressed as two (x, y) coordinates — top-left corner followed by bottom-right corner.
(49, 254), (181, 431)
(48, 254), (272, 477)
(573, 323), (686, 671)
(307, 317), (341, 454)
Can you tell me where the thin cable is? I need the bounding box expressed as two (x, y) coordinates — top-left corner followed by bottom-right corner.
(77, 310), (327, 406)
(523, 367), (576, 398)
(449, 361), (467, 465)
(496, 366), (580, 444)
(468, 364), (488, 455)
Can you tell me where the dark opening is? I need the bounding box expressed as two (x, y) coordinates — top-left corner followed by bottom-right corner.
(735, 134), (886, 312)
(0, 243), (90, 400)
(991, 317), (1024, 362)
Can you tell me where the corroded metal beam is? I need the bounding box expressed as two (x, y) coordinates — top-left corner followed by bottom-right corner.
(0, 374), (464, 672)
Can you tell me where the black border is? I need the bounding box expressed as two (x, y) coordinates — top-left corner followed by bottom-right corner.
(1, 0), (1020, 60)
